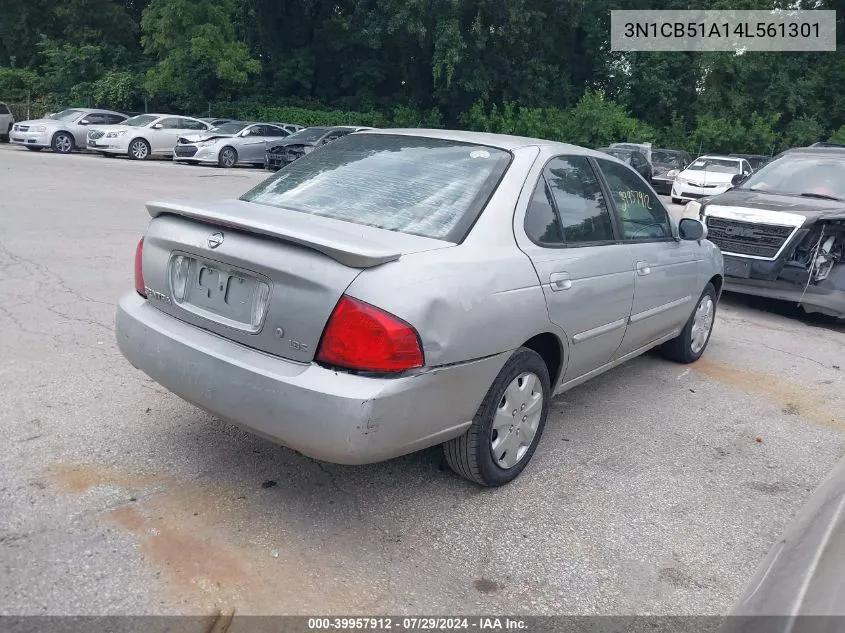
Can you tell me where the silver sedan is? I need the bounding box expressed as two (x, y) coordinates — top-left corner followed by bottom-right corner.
(10, 108), (127, 153)
(115, 129), (723, 486)
(173, 121), (291, 167)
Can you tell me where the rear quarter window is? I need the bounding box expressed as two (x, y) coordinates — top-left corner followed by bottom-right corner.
(241, 134), (512, 242)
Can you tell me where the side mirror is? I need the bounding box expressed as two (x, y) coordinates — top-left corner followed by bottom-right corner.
(679, 218), (707, 241)
(731, 174), (745, 186)
(152, 123), (163, 130)
(78, 119), (90, 126)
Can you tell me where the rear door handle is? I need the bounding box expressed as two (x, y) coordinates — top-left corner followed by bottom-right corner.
(549, 272), (572, 291)
(636, 261), (651, 276)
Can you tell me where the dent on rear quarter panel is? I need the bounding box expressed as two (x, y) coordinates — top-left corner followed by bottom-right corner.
(345, 246), (553, 367)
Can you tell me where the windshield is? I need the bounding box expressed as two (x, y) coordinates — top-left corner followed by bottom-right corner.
(741, 153), (845, 200)
(687, 158), (741, 173)
(241, 134), (512, 241)
(285, 127), (333, 143)
(124, 114), (159, 127)
(50, 109), (84, 121)
(652, 151), (686, 167)
(211, 122), (250, 134)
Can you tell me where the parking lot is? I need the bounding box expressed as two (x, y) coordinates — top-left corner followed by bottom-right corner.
(1, 143), (844, 616)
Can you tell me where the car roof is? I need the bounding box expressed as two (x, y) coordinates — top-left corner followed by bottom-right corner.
(361, 128), (611, 156)
(693, 155), (742, 161)
(782, 146), (845, 156)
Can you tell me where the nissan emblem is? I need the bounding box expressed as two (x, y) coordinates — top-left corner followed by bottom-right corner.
(208, 232), (224, 249)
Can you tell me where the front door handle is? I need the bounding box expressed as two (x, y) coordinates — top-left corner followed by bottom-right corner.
(549, 272), (572, 291)
(636, 261), (651, 276)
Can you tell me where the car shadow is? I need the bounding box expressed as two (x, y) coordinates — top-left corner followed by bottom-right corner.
(721, 291), (845, 333)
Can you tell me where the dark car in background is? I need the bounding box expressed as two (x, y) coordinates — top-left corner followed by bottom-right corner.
(650, 148), (693, 194)
(596, 147), (652, 180)
(730, 153), (771, 171)
(265, 125), (373, 170)
(686, 146), (845, 319)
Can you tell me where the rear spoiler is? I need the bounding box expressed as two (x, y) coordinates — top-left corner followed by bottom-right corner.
(146, 200), (403, 268)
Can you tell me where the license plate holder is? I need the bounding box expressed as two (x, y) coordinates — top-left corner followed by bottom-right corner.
(173, 255), (270, 331)
(724, 257), (752, 279)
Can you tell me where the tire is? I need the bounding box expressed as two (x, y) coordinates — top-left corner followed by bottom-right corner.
(660, 283), (717, 364)
(443, 347), (550, 486)
(128, 138), (151, 160)
(671, 197), (681, 205)
(25, 146), (42, 152)
(51, 131), (75, 154)
(218, 146), (238, 168)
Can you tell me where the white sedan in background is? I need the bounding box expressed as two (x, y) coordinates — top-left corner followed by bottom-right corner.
(87, 114), (212, 160)
(671, 155), (753, 204)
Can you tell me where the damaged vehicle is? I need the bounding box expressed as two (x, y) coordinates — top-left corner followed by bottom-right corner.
(264, 125), (373, 170)
(686, 146), (845, 320)
(116, 129), (722, 486)
(173, 121), (291, 168)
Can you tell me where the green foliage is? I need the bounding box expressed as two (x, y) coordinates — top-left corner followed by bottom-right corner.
(828, 125), (845, 145)
(782, 116), (825, 148)
(92, 71), (142, 110)
(141, 0), (260, 110)
(2, 0), (845, 155)
(0, 67), (41, 101)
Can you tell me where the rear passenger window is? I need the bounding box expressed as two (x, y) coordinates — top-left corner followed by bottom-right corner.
(596, 159), (671, 241)
(106, 114), (126, 124)
(544, 156), (615, 244)
(524, 179), (564, 246)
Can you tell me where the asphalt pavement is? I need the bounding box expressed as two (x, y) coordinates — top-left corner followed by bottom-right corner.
(1, 144), (844, 617)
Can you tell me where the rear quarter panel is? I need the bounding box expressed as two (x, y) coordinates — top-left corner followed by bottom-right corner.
(346, 144), (564, 368)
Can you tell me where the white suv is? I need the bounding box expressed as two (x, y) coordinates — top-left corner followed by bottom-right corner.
(0, 102), (14, 142)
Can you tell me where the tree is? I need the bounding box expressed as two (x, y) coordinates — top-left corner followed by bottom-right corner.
(141, 0), (260, 111)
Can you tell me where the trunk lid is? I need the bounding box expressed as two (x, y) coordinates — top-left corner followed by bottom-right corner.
(140, 199), (452, 362)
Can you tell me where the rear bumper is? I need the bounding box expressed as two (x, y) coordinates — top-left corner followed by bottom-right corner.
(116, 293), (508, 464)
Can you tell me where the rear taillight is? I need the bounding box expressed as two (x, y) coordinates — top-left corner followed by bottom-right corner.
(316, 296), (424, 373)
(134, 237), (146, 297)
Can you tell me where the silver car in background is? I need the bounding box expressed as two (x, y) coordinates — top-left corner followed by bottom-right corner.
(116, 129), (723, 486)
(173, 121), (292, 167)
(10, 108), (127, 153)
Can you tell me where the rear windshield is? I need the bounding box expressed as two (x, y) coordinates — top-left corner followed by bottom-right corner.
(241, 134), (512, 241)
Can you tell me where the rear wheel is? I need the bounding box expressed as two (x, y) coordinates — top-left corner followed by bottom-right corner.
(218, 146), (237, 168)
(443, 347), (550, 486)
(51, 132), (74, 154)
(128, 138), (150, 160)
(660, 283), (717, 363)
